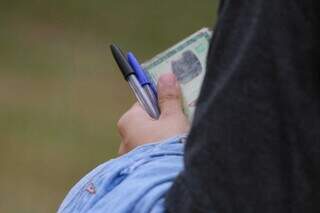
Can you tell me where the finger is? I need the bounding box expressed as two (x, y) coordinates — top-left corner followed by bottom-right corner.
(118, 142), (127, 155)
(117, 102), (151, 134)
(117, 102), (142, 134)
(131, 102), (141, 109)
(129, 102), (151, 119)
(157, 73), (183, 117)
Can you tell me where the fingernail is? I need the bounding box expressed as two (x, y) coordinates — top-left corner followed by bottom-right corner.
(159, 73), (176, 88)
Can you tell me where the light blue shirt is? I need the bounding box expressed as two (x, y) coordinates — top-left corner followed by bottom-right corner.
(58, 135), (185, 213)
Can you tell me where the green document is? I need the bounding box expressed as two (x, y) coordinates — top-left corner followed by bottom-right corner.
(142, 28), (212, 120)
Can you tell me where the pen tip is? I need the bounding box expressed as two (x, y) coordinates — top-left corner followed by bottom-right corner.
(109, 43), (135, 79)
(110, 44), (122, 58)
(110, 44), (117, 51)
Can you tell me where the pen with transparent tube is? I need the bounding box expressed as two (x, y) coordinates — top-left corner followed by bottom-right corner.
(127, 52), (160, 115)
(110, 44), (160, 119)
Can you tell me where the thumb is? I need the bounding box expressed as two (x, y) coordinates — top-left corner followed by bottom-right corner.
(157, 73), (183, 117)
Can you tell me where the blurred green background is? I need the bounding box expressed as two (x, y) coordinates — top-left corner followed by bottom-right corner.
(0, 0), (218, 212)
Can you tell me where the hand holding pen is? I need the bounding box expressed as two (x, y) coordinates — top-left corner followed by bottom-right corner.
(110, 44), (160, 119)
(110, 44), (189, 155)
(116, 72), (190, 155)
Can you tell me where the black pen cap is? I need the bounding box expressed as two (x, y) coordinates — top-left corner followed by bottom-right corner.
(110, 44), (135, 80)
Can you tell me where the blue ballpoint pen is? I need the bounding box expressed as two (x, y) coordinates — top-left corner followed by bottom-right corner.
(127, 52), (160, 116)
(110, 44), (160, 119)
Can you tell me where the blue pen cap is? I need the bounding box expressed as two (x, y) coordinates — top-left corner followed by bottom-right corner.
(127, 52), (150, 86)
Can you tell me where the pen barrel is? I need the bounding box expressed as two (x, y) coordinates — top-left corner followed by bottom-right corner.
(143, 85), (160, 115)
(127, 75), (160, 119)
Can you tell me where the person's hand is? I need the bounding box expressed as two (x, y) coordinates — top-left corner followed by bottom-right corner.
(117, 73), (190, 155)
